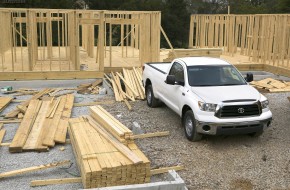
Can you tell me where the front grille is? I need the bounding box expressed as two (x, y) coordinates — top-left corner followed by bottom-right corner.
(219, 104), (261, 118)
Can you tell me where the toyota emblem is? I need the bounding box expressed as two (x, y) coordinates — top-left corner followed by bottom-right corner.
(238, 108), (245, 114)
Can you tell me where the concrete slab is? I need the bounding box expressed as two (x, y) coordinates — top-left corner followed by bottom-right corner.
(86, 170), (188, 190)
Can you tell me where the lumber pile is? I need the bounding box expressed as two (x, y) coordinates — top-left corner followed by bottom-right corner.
(0, 96), (13, 113)
(69, 116), (150, 188)
(163, 48), (223, 62)
(89, 106), (133, 144)
(4, 88), (53, 118)
(105, 67), (145, 102)
(9, 94), (74, 153)
(250, 78), (290, 92)
(77, 79), (103, 94)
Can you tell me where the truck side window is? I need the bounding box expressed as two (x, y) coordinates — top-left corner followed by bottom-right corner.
(169, 62), (184, 83)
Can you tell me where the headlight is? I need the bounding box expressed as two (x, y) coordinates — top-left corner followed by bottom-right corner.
(261, 100), (269, 109)
(198, 101), (217, 112)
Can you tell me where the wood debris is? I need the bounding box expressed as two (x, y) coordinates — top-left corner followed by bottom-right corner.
(0, 160), (70, 179)
(9, 94), (74, 153)
(250, 78), (290, 93)
(5, 88), (53, 118)
(0, 97), (13, 113)
(68, 116), (150, 188)
(77, 79), (103, 94)
(31, 177), (82, 187)
(105, 67), (145, 110)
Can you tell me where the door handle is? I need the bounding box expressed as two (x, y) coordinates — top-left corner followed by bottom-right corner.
(182, 92), (185, 96)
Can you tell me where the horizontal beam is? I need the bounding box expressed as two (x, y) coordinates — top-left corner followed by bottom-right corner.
(0, 71), (104, 81)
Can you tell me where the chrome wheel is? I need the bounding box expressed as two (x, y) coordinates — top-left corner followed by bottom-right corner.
(185, 116), (193, 136)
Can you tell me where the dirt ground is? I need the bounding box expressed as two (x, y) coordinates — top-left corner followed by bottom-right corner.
(0, 80), (289, 189)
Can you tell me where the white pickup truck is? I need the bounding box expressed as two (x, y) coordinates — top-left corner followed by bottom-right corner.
(142, 57), (272, 141)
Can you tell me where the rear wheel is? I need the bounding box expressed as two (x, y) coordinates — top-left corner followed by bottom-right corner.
(183, 110), (202, 141)
(146, 84), (160, 108)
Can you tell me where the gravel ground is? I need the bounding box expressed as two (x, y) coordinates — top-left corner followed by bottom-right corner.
(0, 80), (289, 190)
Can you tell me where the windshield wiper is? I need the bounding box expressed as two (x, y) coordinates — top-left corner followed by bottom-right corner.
(220, 83), (245, 86)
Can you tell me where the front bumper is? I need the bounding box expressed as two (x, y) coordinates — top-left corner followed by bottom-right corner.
(196, 117), (272, 135)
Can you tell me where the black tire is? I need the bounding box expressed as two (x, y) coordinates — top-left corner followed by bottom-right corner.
(182, 110), (202, 141)
(146, 84), (160, 108)
(249, 130), (264, 137)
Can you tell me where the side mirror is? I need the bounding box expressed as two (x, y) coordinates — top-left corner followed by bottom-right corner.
(245, 72), (253, 82)
(165, 75), (176, 85)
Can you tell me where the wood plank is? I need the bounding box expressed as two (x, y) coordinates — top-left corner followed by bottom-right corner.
(132, 131), (170, 139)
(0, 129), (6, 144)
(9, 100), (42, 153)
(0, 160), (70, 179)
(0, 119), (21, 124)
(5, 88), (51, 118)
(150, 165), (184, 175)
(54, 94), (74, 143)
(73, 100), (114, 107)
(23, 100), (50, 151)
(30, 177), (82, 187)
(124, 99), (132, 111)
(0, 123), (3, 130)
(42, 96), (67, 147)
(0, 97), (13, 113)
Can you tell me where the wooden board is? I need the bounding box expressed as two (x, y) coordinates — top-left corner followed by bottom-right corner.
(0, 160), (70, 179)
(0, 129), (6, 144)
(30, 177), (82, 187)
(0, 97), (13, 113)
(54, 94), (74, 143)
(22, 100), (51, 152)
(9, 100), (42, 153)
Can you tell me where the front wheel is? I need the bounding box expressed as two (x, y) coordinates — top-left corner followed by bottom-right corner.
(146, 84), (160, 108)
(183, 110), (202, 141)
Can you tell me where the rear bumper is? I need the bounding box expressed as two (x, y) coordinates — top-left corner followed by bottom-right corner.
(196, 117), (272, 135)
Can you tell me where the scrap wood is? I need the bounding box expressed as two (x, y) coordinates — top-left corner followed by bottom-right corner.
(132, 131), (170, 139)
(0, 142), (10, 146)
(30, 177), (82, 187)
(0, 160), (70, 179)
(150, 165), (185, 175)
(12, 99), (26, 103)
(5, 88), (52, 118)
(0, 119), (22, 124)
(124, 99), (132, 111)
(77, 79), (103, 94)
(0, 129), (6, 144)
(0, 123), (3, 129)
(53, 90), (74, 97)
(251, 78), (290, 92)
(73, 100), (115, 107)
(0, 97), (13, 113)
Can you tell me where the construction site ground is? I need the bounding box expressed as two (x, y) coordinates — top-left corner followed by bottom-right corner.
(0, 77), (290, 190)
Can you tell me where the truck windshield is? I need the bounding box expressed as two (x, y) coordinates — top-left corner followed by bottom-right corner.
(187, 65), (247, 86)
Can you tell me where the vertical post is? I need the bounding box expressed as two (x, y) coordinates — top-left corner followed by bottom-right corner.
(98, 11), (104, 71)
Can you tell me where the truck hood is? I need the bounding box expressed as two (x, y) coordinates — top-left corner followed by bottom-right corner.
(191, 85), (261, 103)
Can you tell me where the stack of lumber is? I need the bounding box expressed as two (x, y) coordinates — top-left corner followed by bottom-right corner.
(9, 94), (74, 153)
(77, 79), (103, 94)
(89, 105), (133, 144)
(105, 67), (145, 102)
(0, 97), (13, 113)
(163, 48), (223, 62)
(68, 116), (150, 188)
(250, 78), (290, 92)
